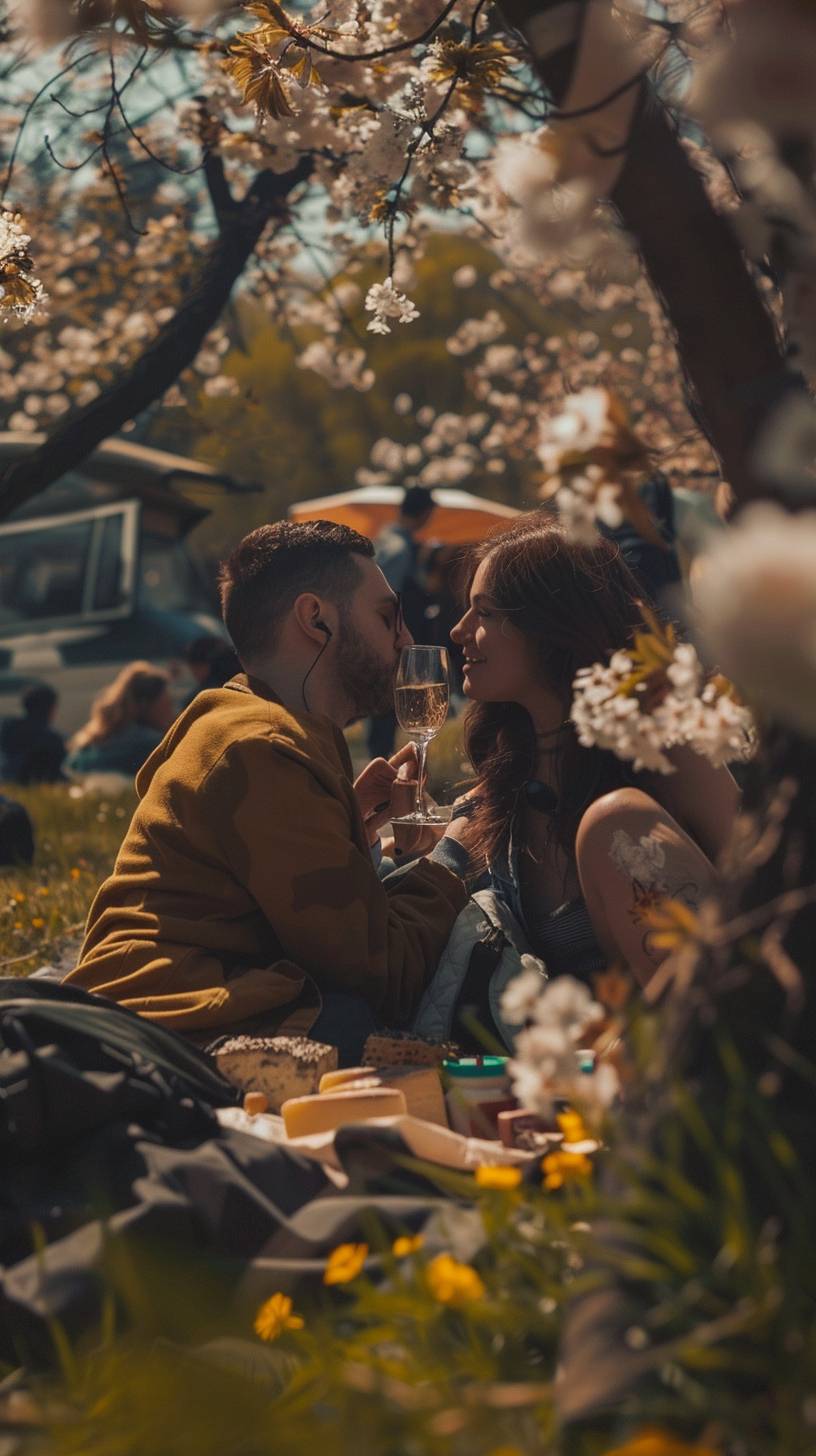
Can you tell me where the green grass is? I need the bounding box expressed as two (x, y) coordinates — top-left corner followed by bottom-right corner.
(0, 783), (134, 978)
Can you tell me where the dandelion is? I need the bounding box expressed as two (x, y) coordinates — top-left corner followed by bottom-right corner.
(392, 1233), (424, 1258)
(542, 1149), (594, 1191)
(475, 1165), (522, 1191)
(13, 892), (25, 904)
(30, 917), (45, 930)
(323, 1242), (368, 1285)
(70, 868), (81, 880)
(253, 1292), (304, 1341)
(425, 1253), (486, 1307)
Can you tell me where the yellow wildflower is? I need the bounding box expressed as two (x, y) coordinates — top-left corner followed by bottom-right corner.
(31, 917), (45, 930)
(13, 892), (25, 904)
(13, 920), (22, 930)
(640, 897), (703, 953)
(603, 1430), (719, 1456)
(253, 1292), (304, 1341)
(392, 1234), (424, 1258)
(70, 868), (81, 880)
(323, 1242), (368, 1286)
(475, 1164), (522, 1190)
(425, 1253), (486, 1307)
(36, 886), (49, 896)
(542, 1149), (593, 1191)
(557, 1110), (590, 1145)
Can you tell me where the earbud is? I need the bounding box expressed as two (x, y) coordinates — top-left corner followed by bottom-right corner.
(314, 618), (332, 639)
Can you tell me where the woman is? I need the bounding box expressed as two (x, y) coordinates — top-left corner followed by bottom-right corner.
(432, 515), (739, 987)
(67, 662), (175, 779)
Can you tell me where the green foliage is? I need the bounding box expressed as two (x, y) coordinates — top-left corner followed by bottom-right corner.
(0, 784), (133, 976)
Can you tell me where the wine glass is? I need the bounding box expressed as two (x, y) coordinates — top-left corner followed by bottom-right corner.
(391, 645), (450, 825)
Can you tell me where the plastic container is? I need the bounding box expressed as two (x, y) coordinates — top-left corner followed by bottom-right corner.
(443, 1056), (515, 1139)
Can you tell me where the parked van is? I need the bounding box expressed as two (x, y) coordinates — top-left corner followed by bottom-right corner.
(0, 433), (248, 735)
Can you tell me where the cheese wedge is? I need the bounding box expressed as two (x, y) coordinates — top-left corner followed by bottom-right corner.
(214, 1035), (337, 1113)
(282, 1086), (407, 1138)
(318, 1064), (448, 1128)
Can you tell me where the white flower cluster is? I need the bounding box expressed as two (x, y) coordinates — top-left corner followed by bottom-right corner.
(364, 276), (420, 336)
(571, 640), (755, 774)
(553, 470), (624, 546)
(297, 340), (374, 391)
(502, 973), (619, 1120)
(694, 502), (816, 737)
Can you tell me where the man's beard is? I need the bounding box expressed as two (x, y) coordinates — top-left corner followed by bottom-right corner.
(335, 615), (396, 720)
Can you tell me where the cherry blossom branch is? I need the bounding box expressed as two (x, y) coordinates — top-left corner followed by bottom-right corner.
(0, 157), (312, 522)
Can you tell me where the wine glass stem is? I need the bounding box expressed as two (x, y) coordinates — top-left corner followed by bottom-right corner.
(415, 739), (428, 818)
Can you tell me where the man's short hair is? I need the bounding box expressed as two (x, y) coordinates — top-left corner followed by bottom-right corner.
(401, 486), (435, 521)
(218, 520), (374, 662)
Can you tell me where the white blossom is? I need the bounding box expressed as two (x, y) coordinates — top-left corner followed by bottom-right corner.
(499, 958), (548, 1025)
(364, 276), (420, 336)
(695, 502), (816, 737)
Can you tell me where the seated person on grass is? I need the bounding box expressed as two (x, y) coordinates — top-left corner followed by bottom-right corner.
(65, 521), (467, 1063)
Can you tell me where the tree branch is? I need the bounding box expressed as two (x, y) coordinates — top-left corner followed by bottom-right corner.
(0, 157), (312, 522)
(499, 0), (807, 507)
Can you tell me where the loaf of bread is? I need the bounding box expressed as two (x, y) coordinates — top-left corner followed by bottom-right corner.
(282, 1086), (407, 1138)
(214, 1035), (337, 1112)
(361, 1032), (455, 1069)
(319, 1064), (448, 1127)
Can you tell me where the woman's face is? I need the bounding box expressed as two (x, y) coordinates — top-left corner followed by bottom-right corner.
(450, 556), (538, 703)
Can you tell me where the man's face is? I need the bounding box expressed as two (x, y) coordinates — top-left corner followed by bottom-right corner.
(334, 558), (413, 720)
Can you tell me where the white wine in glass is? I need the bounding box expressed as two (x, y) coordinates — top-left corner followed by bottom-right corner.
(392, 645), (450, 825)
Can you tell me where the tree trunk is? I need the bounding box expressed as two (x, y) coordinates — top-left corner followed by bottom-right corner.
(499, 0), (806, 507)
(0, 158), (311, 521)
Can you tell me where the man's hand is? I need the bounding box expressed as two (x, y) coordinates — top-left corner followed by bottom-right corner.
(354, 743), (419, 844)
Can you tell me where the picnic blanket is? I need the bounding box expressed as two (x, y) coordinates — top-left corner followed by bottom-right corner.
(0, 980), (472, 1368)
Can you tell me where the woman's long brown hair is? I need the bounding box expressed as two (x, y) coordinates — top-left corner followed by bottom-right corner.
(459, 513), (649, 878)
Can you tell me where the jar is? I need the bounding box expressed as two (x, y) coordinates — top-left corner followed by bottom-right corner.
(443, 1057), (515, 1139)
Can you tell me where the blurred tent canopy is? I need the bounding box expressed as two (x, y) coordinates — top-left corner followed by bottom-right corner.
(288, 485), (521, 544)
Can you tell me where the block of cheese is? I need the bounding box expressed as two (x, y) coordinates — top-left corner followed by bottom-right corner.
(282, 1086), (407, 1138)
(214, 1035), (337, 1113)
(362, 1032), (455, 1069)
(319, 1065), (448, 1127)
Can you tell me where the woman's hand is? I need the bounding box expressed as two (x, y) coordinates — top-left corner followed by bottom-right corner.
(389, 759), (447, 860)
(354, 743), (419, 843)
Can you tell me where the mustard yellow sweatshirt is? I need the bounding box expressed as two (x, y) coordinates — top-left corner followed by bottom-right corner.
(67, 676), (467, 1035)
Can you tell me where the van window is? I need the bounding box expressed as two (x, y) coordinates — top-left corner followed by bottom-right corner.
(0, 519), (92, 625)
(92, 511), (126, 611)
(140, 534), (212, 615)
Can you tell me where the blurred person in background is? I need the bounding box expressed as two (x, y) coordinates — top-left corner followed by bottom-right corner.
(183, 635), (241, 708)
(66, 662), (175, 779)
(368, 485), (437, 758)
(0, 684), (66, 785)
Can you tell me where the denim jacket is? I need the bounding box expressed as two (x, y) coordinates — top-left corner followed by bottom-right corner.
(432, 799), (606, 983)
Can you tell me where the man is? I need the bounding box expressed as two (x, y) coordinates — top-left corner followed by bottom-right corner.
(368, 485), (436, 759)
(66, 521), (466, 1056)
(0, 684), (66, 785)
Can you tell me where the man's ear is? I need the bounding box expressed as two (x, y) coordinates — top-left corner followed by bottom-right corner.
(292, 592), (334, 645)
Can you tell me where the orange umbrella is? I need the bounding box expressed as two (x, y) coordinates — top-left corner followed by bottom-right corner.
(289, 485), (521, 544)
